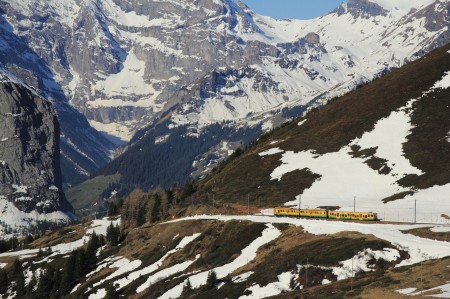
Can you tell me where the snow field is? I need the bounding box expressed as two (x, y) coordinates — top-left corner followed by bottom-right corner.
(169, 215), (450, 268)
(331, 248), (399, 280)
(259, 98), (450, 224)
(159, 224), (282, 299)
(112, 233), (201, 291)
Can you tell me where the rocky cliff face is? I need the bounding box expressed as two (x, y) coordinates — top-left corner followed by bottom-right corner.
(0, 72), (75, 235)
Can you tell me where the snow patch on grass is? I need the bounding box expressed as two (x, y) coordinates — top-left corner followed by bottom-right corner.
(332, 248), (400, 280)
(430, 226), (450, 233)
(88, 288), (106, 299)
(93, 257), (142, 288)
(407, 282), (450, 297)
(432, 71), (450, 90)
(114, 233), (201, 290)
(240, 271), (294, 299)
(259, 148), (284, 156)
(159, 224), (281, 299)
(232, 271), (254, 283)
(396, 287), (417, 294)
(136, 255), (200, 293)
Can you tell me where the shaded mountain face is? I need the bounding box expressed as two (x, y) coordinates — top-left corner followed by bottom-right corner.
(0, 72), (76, 235)
(192, 43), (450, 223)
(0, 0), (449, 190)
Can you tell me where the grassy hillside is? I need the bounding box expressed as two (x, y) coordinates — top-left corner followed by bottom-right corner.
(194, 43), (450, 208)
(2, 216), (449, 299)
(66, 174), (120, 214)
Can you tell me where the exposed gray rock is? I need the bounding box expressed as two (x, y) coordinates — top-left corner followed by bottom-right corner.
(0, 73), (75, 233)
(334, 0), (388, 18)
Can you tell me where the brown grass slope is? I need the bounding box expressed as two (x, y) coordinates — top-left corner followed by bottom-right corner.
(197, 43), (450, 207)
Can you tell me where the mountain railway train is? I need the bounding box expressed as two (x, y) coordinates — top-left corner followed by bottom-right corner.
(274, 207), (378, 221)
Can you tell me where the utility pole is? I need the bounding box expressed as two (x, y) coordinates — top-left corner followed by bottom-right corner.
(298, 195), (302, 217)
(354, 196), (356, 212)
(414, 199), (417, 223)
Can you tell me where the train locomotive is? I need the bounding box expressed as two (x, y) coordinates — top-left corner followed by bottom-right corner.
(274, 207), (378, 221)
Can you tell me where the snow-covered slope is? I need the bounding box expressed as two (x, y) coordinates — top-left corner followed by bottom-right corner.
(2, 216), (450, 298)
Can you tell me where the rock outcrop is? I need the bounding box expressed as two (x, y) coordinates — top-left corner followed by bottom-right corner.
(0, 72), (75, 235)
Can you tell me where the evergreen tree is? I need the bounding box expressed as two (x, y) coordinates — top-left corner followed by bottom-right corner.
(206, 270), (217, 290)
(36, 265), (55, 298)
(27, 272), (36, 293)
(12, 259), (23, 278)
(85, 233), (99, 272)
(0, 268), (8, 293)
(108, 201), (116, 217)
(106, 223), (120, 246)
(74, 248), (86, 280)
(182, 278), (192, 295)
(151, 194), (161, 223)
(136, 205), (146, 227)
(165, 189), (174, 205)
(50, 269), (62, 299)
(24, 234), (34, 245)
(37, 248), (44, 258)
(59, 252), (76, 295)
(15, 272), (26, 297)
(105, 282), (119, 299)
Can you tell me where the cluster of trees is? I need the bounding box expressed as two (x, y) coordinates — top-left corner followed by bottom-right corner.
(120, 183), (198, 228)
(107, 199), (123, 217)
(0, 236), (19, 253)
(0, 232), (103, 298)
(106, 223), (121, 246)
(0, 234), (35, 254)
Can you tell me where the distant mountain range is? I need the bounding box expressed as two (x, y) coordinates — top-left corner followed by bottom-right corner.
(0, 0), (449, 192)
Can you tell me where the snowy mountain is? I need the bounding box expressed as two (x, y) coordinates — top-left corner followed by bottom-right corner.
(0, 0), (449, 187)
(0, 70), (76, 236)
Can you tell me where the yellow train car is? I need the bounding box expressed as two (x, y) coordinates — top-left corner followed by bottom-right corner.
(274, 207), (328, 218)
(328, 211), (377, 221)
(273, 207), (377, 221)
